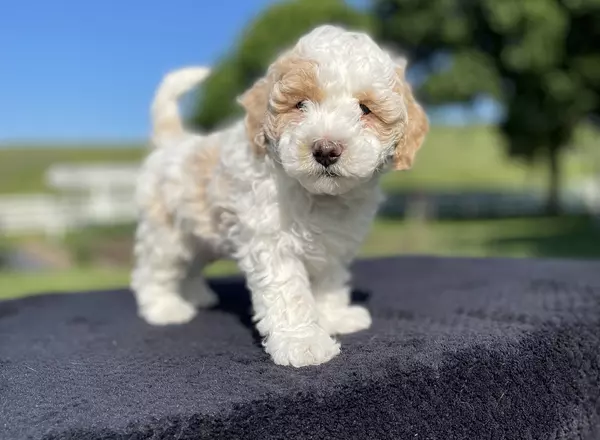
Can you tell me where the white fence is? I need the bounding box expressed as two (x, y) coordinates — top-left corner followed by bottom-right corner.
(580, 178), (600, 217)
(1, 161), (600, 239)
(0, 163), (140, 238)
(0, 194), (68, 237)
(0, 193), (138, 238)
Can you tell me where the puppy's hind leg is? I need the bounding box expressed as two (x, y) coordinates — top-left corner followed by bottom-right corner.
(131, 218), (197, 326)
(180, 249), (219, 309)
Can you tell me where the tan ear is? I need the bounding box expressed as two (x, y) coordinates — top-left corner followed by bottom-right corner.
(237, 77), (270, 155)
(394, 67), (429, 171)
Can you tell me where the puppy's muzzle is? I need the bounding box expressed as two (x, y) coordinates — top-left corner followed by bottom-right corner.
(312, 140), (344, 168)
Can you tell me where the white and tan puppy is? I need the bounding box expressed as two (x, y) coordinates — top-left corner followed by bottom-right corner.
(131, 25), (428, 367)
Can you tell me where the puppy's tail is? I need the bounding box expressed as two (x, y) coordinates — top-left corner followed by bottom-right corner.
(151, 66), (211, 142)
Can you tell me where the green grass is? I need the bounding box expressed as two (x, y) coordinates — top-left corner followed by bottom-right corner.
(381, 125), (599, 192)
(1, 125), (598, 195)
(0, 268), (132, 299)
(2, 216), (598, 301)
(361, 216), (600, 259)
(0, 260), (239, 302)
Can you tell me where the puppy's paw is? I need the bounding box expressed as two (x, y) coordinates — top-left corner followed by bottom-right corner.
(185, 285), (219, 308)
(265, 324), (340, 367)
(139, 296), (197, 326)
(319, 305), (372, 335)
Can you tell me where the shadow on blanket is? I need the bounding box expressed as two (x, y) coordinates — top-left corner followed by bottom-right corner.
(207, 275), (371, 344)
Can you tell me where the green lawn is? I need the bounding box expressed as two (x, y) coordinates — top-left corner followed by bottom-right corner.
(381, 125), (598, 192)
(363, 216), (600, 259)
(0, 261), (238, 301)
(1, 125), (598, 195)
(0, 268), (133, 299)
(2, 216), (598, 301)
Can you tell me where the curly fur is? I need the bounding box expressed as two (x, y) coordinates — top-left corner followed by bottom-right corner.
(131, 25), (429, 367)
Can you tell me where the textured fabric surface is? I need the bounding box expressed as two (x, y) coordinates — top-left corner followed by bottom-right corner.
(1, 256), (599, 440)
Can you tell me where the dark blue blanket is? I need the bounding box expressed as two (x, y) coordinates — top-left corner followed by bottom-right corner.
(1, 256), (599, 439)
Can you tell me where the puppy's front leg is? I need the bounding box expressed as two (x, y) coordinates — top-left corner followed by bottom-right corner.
(238, 241), (340, 367)
(312, 261), (372, 336)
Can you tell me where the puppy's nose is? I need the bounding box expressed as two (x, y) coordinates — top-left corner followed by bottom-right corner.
(312, 140), (343, 167)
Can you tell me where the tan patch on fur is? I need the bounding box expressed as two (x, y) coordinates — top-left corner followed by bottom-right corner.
(188, 137), (220, 187)
(147, 195), (173, 227)
(392, 67), (429, 171)
(189, 136), (239, 253)
(144, 138), (221, 231)
(356, 90), (404, 126)
(186, 136), (221, 223)
(356, 89), (404, 154)
(238, 78), (270, 155)
(269, 57), (323, 112)
(153, 117), (182, 142)
(238, 52), (322, 155)
(356, 68), (428, 171)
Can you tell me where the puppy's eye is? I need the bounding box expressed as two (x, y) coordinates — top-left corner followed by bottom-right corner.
(359, 103), (371, 115)
(296, 100), (307, 110)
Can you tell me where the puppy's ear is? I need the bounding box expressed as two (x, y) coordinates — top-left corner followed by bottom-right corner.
(393, 61), (429, 171)
(237, 77), (270, 155)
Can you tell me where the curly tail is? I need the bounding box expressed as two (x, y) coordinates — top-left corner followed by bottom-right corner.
(151, 66), (210, 143)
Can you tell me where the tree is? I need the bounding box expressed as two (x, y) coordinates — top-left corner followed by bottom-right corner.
(373, 0), (600, 215)
(192, 0), (374, 131)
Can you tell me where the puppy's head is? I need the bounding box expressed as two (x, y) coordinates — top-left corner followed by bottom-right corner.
(238, 25), (428, 195)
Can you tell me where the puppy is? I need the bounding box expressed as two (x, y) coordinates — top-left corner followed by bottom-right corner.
(131, 24), (428, 367)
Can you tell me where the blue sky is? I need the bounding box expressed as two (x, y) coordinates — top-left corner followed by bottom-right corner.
(0, 0), (500, 144)
(0, 0), (282, 143)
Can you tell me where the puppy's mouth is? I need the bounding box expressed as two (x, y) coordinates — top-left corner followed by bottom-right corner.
(318, 167), (341, 178)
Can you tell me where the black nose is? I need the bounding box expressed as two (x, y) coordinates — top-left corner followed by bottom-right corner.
(312, 140), (343, 167)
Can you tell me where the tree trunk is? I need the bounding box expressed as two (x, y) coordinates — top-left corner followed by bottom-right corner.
(546, 148), (561, 216)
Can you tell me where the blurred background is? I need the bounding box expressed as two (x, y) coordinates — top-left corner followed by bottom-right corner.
(1, 0), (599, 300)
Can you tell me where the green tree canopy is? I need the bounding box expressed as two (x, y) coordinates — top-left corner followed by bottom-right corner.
(374, 0), (600, 214)
(192, 0), (374, 131)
